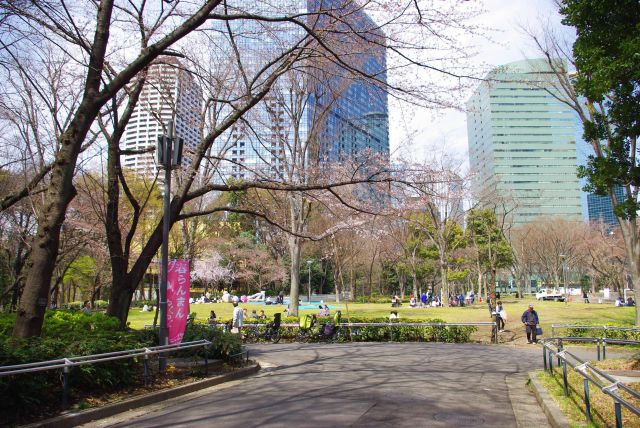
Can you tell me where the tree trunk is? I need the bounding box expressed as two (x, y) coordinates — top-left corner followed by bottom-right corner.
(12, 0), (116, 337)
(287, 235), (301, 316)
(440, 260), (448, 304)
(350, 266), (355, 302)
(333, 264), (342, 303)
(618, 220), (640, 325)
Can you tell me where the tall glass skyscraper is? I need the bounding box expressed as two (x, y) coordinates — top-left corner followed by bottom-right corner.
(466, 59), (583, 226)
(576, 132), (625, 226)
(215, 0), (389, 181)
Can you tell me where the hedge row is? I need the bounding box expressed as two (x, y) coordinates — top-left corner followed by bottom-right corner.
(0, 311), (242, 423)
(564, 323), (640, 341)
(235, 316), (477, 343)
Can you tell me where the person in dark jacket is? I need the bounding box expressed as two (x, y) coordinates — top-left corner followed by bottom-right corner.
(521, 303), (539, 344)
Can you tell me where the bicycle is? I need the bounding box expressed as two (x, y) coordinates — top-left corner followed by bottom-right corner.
(297, 314), (317, 342)
(244, 313), (281, 344)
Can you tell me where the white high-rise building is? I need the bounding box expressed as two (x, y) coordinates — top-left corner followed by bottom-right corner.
(466, 59), (583, 226)
(122, 57), (202, 176)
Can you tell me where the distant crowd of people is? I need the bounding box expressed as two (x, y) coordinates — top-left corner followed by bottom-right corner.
(615, 296), (635, 307)
(392, 291), (477, 308)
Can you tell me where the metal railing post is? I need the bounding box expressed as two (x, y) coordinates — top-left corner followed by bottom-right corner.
(603, 339), (607, 360)
(204, 348), (208, 376)
(62, 359), (71, 408)
(548, 349), (553, 373)
(583, 378), (591, 424)
(557, 339), (563, 367)
(389, 322), (394, 342)
(562, 358), (569, 396)
(614, 401), (622, 428)
(543, 345), (547, 370)
(143, 349), (150, 386)
(597, 339), (601, 361)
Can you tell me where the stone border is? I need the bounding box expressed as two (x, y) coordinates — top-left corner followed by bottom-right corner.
(27, 364), (260, 428)
(528, 371), (569, 428)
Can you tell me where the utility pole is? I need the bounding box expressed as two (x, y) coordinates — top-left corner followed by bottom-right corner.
(157, 120), (183, 373)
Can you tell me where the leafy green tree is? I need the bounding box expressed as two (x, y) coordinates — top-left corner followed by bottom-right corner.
(466, 209), (513, 301)
(63, 256), (98, 302)
(558, 0), (640, 324)
(409, 212), (467, 301)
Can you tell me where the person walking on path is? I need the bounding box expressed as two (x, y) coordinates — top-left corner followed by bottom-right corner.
(583, 290), (590, 304)
(495, 300), (507, 332)
(521, 303), (539, 344)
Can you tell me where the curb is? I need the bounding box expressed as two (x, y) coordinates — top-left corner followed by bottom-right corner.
(528, 371), (569, 428)
(29, 364), (260, 428)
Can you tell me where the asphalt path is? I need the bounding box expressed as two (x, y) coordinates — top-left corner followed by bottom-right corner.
(102, 342), (549, 428)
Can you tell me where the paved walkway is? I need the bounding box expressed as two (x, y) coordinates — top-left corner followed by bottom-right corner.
(93, 343), (551, 428)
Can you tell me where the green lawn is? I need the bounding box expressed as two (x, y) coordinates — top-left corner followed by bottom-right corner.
(126, 299), (637, 335)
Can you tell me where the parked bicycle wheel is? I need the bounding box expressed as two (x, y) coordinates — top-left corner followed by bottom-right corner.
(296, 329), (310, 342)
(268, 329), (281, 344)
(244, 327), (260, 343)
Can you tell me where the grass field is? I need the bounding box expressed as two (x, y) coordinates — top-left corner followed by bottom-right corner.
(127, 299), (637, 337)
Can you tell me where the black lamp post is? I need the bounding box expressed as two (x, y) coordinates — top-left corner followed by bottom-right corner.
(157, 120), (183, 372)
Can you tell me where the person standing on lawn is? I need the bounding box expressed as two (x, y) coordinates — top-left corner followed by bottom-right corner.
(521, 303), (539, 344)
(231, 301), (244, 334)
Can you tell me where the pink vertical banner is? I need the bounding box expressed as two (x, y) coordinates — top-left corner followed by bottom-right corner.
(167, 259), (190, 344)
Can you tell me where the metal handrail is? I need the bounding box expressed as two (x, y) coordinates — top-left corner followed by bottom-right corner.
(551, 324), (640, 338)
(542, 337), (640, 426)
(0, 340), (212, 408)
(0, 340), (211, 376)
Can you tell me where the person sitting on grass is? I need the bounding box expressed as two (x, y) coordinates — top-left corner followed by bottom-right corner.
(258, 310), (266, 319)
(389, 311), (399, 320)
(208, 310), (217, 324)
(409, 295), (417, 308)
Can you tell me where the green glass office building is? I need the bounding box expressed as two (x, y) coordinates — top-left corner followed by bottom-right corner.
(466, 59), (582, 226)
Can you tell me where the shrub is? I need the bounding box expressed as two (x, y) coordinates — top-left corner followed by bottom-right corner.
(0, 310), (243, 423)
(129, 299), (156, 308)
(237, 316), (477, 343)
(182, 323), (242, 359)
(342, 317), (476, 343)
(565, 323), (640, 341)
(0, 312), (150, 423)
(93, 300), (109, 309)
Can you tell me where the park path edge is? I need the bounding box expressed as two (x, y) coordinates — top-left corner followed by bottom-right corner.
(24, 363), (260, 428)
